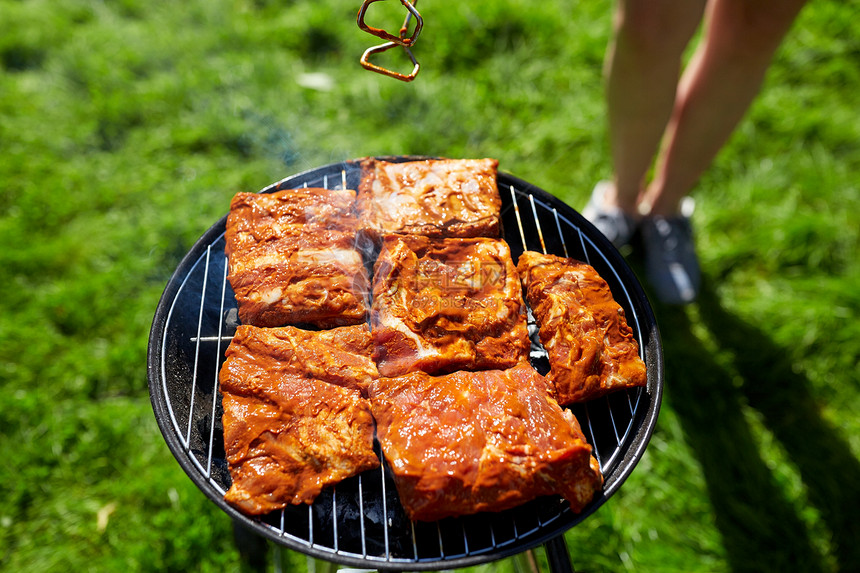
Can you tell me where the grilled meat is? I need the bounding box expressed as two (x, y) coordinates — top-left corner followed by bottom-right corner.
(369, 363), (603, 522)
(225, 188), (370, 329)
(371, 234), (530, 377)
(222, 324), (378, 396)
(219, 324), (380, 515)
(357, 158), (501, 241)
(517, 251), (647, 404)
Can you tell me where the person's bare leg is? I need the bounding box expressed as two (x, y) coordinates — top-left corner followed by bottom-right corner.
(604, 0), (705, 212)
(642, 0), (808, 216)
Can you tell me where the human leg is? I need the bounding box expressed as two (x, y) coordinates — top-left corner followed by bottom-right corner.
(592, 0), (807, 303)
(603, 0), (705, 212)
(633, 0), (807, 303)
(641, 0), (809, 216)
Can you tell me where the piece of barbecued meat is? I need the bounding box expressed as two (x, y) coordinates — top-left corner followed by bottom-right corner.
(517, 251), (647, 404)
(223, 324), (378, 396)
(371, 234), (530, 377)
(356, 157), (501, 241)
(219, 324), (380, 515)
(369, 363), (603, 522)
(225, 188), (370, 329)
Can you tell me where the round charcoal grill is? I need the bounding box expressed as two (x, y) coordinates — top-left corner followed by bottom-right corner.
(147, 157), (664, 571)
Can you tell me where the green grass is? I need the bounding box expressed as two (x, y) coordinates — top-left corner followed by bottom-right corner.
(1, 0), (857, 571)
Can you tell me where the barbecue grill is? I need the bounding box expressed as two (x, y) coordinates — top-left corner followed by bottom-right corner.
(147, 156), (664, 572)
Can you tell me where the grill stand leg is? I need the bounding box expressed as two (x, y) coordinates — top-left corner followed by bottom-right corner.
(544, 535), (576, 573)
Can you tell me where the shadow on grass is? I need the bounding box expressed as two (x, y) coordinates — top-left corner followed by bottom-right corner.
(652, 278), (860, 572)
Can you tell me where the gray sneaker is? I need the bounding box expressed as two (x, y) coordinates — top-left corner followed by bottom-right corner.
(639, 198), (701, 304)
(582, 181), (637, 248)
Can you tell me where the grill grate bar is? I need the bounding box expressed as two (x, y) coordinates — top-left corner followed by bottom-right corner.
(553, 208), (569, 258)
(605, 395), (623, 446)
(436, 522), (446, 558)
(358, 474), (367, 557)
(576, 227), (590, 266)
(206, 258), (229, 478)
(528, 194), (547, 254)
(379, 454), (391, 560)
(332, 486), (339, 553)
(581, 404), (602, 469)
(509, 185), (528, 252)
(186, 246), (211, 447)
(189, 335), (233, 342)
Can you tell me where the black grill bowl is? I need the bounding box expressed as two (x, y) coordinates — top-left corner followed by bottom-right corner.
(147, 157), (664, 571)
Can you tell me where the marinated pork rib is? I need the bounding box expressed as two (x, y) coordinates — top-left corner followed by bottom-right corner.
(225, 188), (370, 329)
(356, 158), (502, 241)
(370, 363), (603, 522)
(219, 324), (380, 515)
(222, 324), (378, 396)
(371, 235), (530, 377)
(517, 251), (647, 404)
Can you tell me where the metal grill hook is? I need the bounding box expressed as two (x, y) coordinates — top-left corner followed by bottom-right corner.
(357, 0), (423, 82)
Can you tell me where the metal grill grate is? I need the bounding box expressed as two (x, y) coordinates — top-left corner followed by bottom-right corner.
(147, 157), (663, 571)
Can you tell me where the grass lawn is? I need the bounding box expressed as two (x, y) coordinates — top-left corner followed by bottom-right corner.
(1, 0), (857, 571)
